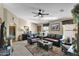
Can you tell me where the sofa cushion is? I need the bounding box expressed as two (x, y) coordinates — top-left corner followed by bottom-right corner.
(55, 34), (62, 39)
(48, 38), (59, 42)
(31, 39), (37, 42)
(44, 38), (59, 42)
(50, 34), (56, 39)
(47, 34), (51, 38)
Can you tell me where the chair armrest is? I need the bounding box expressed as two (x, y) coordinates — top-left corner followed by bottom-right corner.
(62, 43), (72, 45)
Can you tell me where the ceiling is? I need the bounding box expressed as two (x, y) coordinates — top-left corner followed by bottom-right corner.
(3, 3), (77, 23)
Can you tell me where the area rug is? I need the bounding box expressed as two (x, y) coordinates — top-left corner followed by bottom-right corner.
(25, 43), (65, 56)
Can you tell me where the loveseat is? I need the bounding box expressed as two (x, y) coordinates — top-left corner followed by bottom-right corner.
(44, 34), (62, 47)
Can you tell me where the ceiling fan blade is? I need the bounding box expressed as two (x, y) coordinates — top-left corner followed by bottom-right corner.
(42, 13), (49, 15)
(41, 15), (43, 17)
(32, 12), (38, 14)
(34, 14), (39, 17)
(42, 9), (45, 13)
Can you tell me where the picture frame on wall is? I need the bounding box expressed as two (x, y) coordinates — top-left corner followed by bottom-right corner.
(51, 23), (60, 31)
(24, 26), (29, 31)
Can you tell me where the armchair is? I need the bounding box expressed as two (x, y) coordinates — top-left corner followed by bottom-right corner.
(61, 37), (77, 55)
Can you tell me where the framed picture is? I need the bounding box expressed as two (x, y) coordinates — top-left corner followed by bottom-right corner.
(24, 26), (29, 31)
(51, 23), (60, 31)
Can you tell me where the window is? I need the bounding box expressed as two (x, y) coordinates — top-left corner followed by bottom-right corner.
(43, 23), (49, 36)
(43, 26), (49, 31)
(43, 26), (49, 36)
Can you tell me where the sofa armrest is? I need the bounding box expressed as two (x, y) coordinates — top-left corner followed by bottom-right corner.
(62, 43), (72, 45)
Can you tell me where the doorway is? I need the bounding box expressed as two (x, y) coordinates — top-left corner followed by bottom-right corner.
(9, 26), (16, 41)
(37, 26), (41, 32)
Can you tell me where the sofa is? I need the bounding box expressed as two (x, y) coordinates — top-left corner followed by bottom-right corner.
(44, 34), (62, 47)
(27, 33), (40, 44)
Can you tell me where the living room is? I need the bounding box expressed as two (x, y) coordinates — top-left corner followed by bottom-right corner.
(0, 3), (79, 56)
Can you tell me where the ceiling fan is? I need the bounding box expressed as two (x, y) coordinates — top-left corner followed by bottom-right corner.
(32, 9), (49, 17)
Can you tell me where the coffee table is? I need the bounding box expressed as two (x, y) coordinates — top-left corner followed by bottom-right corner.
(37, 40), (53, 51)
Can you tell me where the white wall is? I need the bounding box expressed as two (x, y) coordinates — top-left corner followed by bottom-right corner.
(0, 4), (39, 41)
(49, 20), (63, 35)
(26, 21), (37, 33)
(0, 4), (4, 21)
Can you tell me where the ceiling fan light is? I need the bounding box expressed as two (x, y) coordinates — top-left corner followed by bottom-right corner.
(39, 15), (41, 16)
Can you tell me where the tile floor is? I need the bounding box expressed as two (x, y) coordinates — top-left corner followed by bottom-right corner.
(12, 40), (33, 56)
(12, 40), (65, 56)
